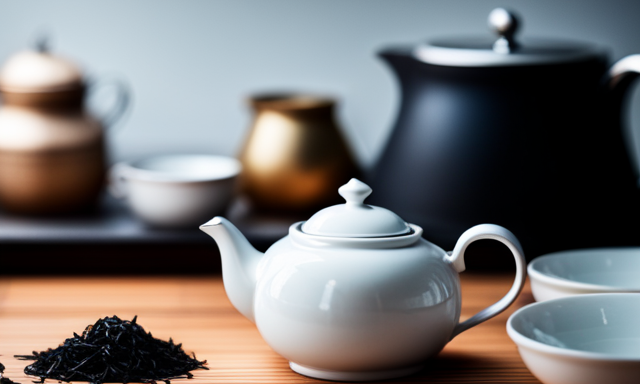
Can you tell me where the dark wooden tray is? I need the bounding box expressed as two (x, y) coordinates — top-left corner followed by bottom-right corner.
(0, 195), (306, 274)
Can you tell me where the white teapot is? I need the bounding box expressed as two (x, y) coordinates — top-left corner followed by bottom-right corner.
(200, 179), (526, 381)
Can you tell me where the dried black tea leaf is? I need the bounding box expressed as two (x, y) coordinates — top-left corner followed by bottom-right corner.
(15, 316), (207, 384)
(0, 360), (21, 384)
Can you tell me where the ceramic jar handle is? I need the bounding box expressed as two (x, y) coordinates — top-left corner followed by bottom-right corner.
(445, 224), (526, 339)
(87, 76), (131, 130)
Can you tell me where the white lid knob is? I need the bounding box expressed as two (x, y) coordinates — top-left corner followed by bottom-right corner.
(301, 178), (411, 238)
(339, 178), (372, 206)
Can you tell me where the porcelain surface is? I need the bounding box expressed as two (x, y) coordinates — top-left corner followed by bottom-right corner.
(528, 248), (640, 302)
(200, 179), (527, 381)
(256, 223), (460, 373)
(508, 294), (640, 384)
(110, 154), (240, 228)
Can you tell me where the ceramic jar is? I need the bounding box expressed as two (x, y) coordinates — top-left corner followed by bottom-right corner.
(0, 45), (129, 214)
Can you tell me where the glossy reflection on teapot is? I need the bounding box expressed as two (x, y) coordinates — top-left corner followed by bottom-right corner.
(0, 43), (129, 214)
(238, 93), (359, 214)
(200, 179), (526, 381)
(370, 8), (640, 258)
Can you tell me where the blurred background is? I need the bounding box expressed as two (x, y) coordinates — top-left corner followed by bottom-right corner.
(0, 0), (639, 169)
(1, 0), (640, 274)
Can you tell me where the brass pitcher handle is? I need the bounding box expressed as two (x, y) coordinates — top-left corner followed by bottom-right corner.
(87, 76), (132, 130)
(445, 224), (527, 339)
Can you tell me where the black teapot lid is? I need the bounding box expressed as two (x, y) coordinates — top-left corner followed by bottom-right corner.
(414, 8), (605, 67)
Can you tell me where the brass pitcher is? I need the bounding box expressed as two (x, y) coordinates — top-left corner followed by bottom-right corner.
(238, 94), (359, 213)
(0, 43), (130, 214)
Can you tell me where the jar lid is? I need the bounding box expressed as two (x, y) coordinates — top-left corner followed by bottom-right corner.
(414, 8), (604, 67)
(0, 41), (84, 93)
(301, 179), (411, 238)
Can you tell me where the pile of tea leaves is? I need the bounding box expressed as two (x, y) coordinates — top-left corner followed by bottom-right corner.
(1, 361), (20, 384)
(15, 316), (207, 384)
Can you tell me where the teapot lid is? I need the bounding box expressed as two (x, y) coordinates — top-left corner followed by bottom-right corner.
(0, 38), (84, 93)
(301, 179), (411, 238)
(414, 8), (604, 67)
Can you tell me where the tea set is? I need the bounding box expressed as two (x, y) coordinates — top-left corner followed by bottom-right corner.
(2, 7), (640, 384)
(199, 7), (640, 383)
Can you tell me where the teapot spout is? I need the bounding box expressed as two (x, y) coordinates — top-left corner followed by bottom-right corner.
(200, 217), (263, 323)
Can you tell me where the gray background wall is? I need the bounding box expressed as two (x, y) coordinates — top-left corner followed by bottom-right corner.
(1, 0), (640, 172)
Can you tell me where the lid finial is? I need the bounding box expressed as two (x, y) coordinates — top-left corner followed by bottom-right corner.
(338, 178), (372, 206)
(33, 31), (51, 53)
(488, 8), (519, 54)
(301, 178), (411, 237)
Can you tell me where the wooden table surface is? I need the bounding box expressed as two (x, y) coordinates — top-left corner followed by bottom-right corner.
(0, 273), (540, 384)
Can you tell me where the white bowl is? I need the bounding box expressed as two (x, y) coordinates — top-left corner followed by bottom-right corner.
(507, 294), (640, 384)
(109, 154), (241, 228)
(528, 248), (640, 302)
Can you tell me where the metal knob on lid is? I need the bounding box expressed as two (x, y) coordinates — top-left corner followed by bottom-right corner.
(489, 8), (519, 54)
(414, 7), (603, 67)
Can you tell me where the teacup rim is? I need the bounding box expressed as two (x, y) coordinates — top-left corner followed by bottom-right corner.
(113, 154), (241, 183)
(507, 293), (640, 362)
(528, 247), (640, 292)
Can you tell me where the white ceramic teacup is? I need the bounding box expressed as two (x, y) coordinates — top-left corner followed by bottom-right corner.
(109, 154), (241, 228)
(508, 293), (640, 384)
(528, 248), (640, 301)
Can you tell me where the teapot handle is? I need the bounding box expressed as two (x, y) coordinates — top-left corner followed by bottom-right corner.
(445, 224), (526, 339)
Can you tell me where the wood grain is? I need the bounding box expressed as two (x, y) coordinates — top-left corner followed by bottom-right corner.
(0, 274), (540, 383)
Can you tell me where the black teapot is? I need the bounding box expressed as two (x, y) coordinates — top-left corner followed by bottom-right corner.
(369, 8), (640, 258)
